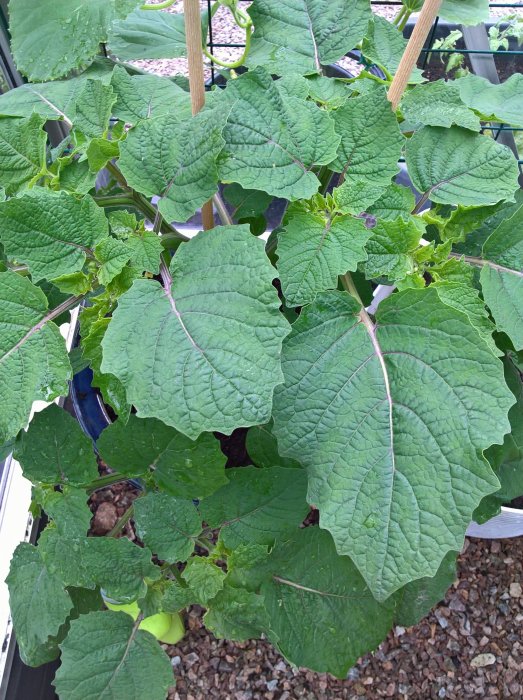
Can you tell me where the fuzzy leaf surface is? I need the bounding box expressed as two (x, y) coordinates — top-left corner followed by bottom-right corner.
(97, 415), (227, 499)
(108, 8), (187, 60)
(6, 543), (73, 667)
(329, 88), (404, 188)
(119, 109), (225, 223)
(277, 208), (371, 306)
(0, 190), (108, 282)
(0, 114), (48, 195)
(401, 80), (480, 131)
(273, 288), (512, 600)
(247, 0), (371, 75)
(133, 492), (201, 563)
(457, 74), (523, 127)
(200, 466), (309, 548)
(219, 68), (339, 200)
(54, 610), (173, 700)
(102, 226), (290, 438)
(406, 126), (519, 207)
(0, 272), (71, 443)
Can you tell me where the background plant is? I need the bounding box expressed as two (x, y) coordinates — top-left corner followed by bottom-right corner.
(1, 0), (522, 697)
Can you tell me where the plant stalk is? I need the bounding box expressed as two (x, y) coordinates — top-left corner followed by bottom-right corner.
(86, 472), (127, 494)
(107, 504), (135, 537)
(213, 193), (233, 225)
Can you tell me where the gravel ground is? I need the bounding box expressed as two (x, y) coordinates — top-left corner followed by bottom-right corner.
(164, 537), (523, 700)
(131, 1), (523, 79)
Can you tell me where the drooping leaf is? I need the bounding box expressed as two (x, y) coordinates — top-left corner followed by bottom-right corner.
(480, 204), (523, 350)
(394, 551), (457, 627)
(133, 492), (201, 563)
(329, 88), (404, 189)
(405, 126), (519, 207)
(247, 0), (371, 76)
(40, 530), (160, 603)
(457, 74), (523, 127)
(200, 466), (309, 548)
(72, 80), (116, 138)
(250, 527), (396, 677)
(401, 80), (481, 131)
(273, 288), (513, 600)
(204, 585), (269, 642)
(277, 207), (371, 305)
(6, 543), (73, 667)
(181, 558), (226, 606)
(101, 226), (290, 439)
(108, 8), (188, 60)
(98, 415), (227, 498)
(9, 0), (125, 82)
(223, 183), (272, 221)
(245, 421), (302, 469)
(14, 404), (99, 486)
(58, 157), (98, 195)
(41, 487), (93, 536)
(219, 68), (339, 201)
(54, 611), (173, 700)
(119, 108), (226, 223)
(0, 189), (108, 282)
(363, 216), (424, 281)
(306, 74), (353, 109)
(0, 272), (71, 443)
(110, 66), (192, 124)
(0, 113), (48, 195)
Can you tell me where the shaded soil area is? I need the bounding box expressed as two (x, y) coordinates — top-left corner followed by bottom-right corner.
(163, 537), (523, 700)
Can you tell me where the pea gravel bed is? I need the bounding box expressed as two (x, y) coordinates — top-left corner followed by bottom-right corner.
(162, 537), (523, 700)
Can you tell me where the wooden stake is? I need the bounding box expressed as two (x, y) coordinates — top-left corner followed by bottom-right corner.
(387, 0), (442, 110)
(183, 0), (214, 230)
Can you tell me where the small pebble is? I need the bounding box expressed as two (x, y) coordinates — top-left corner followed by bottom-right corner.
(509, 582), (522, 598)
(266, 680), (278, 691)
(471, 653), (496, 668)
(171, 656), (181, 667)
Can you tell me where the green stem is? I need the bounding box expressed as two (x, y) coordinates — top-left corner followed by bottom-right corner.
(140, 0), (177, 9)
(356, 71), (389, 86)
(107, 504), (134, 537)
(340, 272), (364, 307)
(195, 536), (214, 552)
(392, 5), (407, 27)
(398, 9), (412, 32)
(203, 23), (252, 69)
(86, 472), (127, 494)
(213, 193), (233, 225)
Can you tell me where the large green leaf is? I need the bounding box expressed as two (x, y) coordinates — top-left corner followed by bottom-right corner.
(457, 74), (523, 128)
(54, 611), (173, 700)
(440, 0), (489, 26)
(72, 80), (116, 138)
(252, 528), (396, 677)
(0, 189), (108, 282)
(182, 558), (226, 606)
(368, 184), (415, 221)
(0, 113), (48, 195)
(108, 8), (187, 60)
(110, 66), (191, 124)
(363, 216), (424, 281)
(406, 126), (520, 207)
(199, 466), (309, 548)
(118, 108), (225, 223)
(14, 404), (99, 486)
(361, 15), (408, 75)
(247, 0), (371, 75)
(9, 0), (130, 82)
(219, 68), (339, 200)
(41, 488), (93, 537)
(6, 543), (73, 667)
(273, 288), (513, 600)
(97, 415), (227, 498)
(401, 80), (481, 131)
(277, 207), (371, 306)
(394, 551), (457, 627)
(101, 226), (290, 438)
(40, 530), (160, 603)
(133, 492), (202, 563)
(204, 585), (270, 642)
(480, 204), (523, 350)
(0, 272), (71, 443)
(329, 88), (404, 188)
